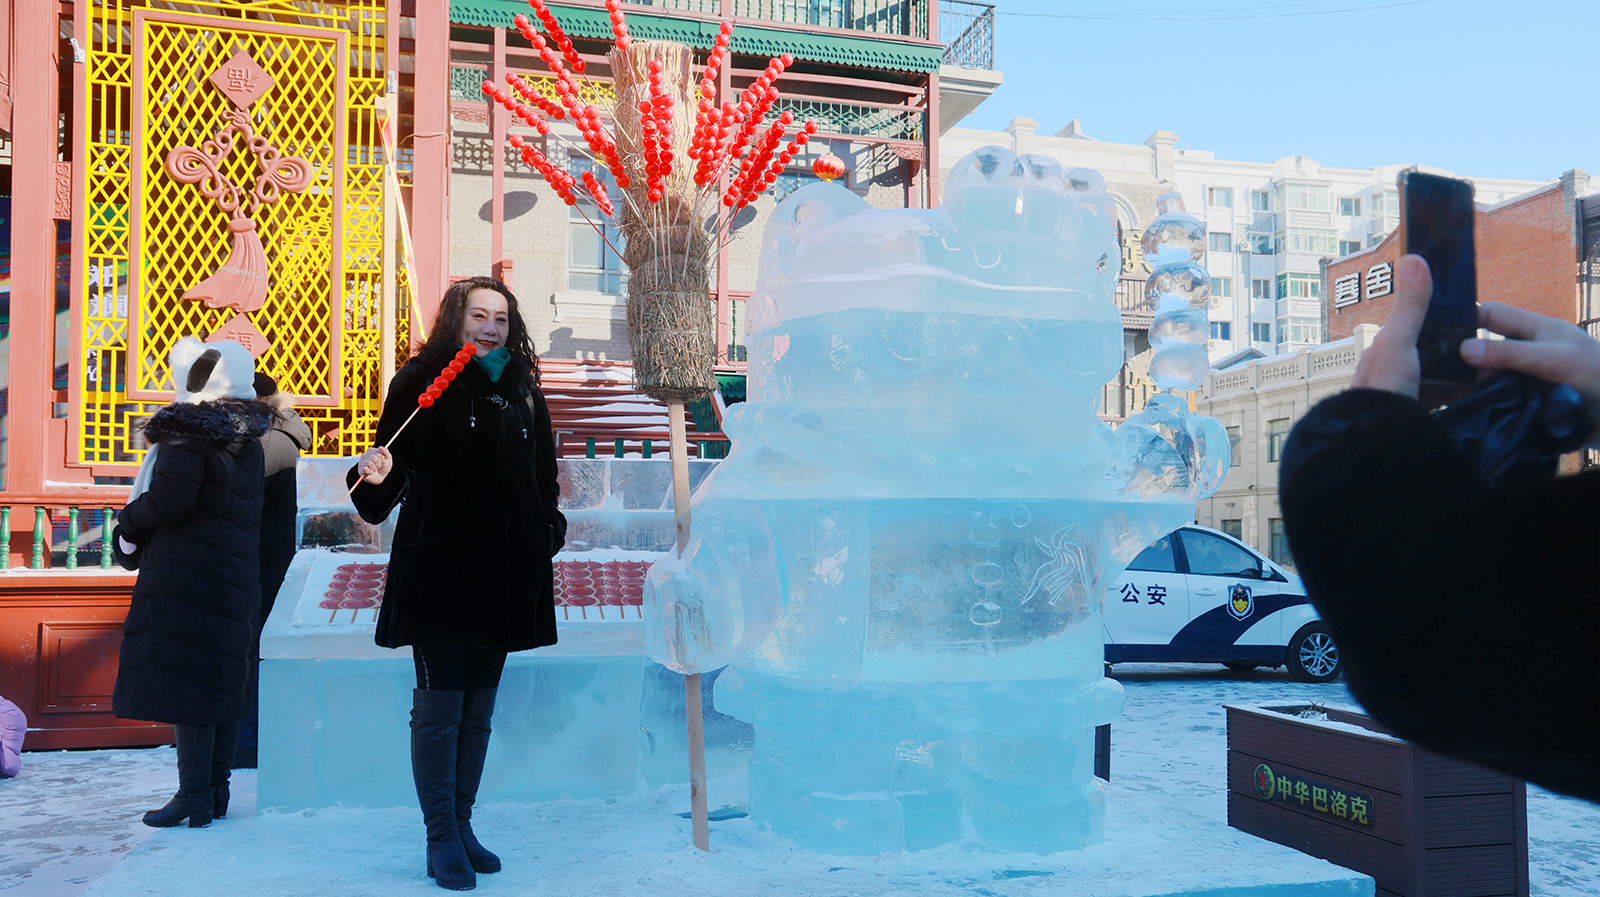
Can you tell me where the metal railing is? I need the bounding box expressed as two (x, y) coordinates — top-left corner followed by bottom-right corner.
(633, 0), (927, 37)
(940, 0), (995, 69)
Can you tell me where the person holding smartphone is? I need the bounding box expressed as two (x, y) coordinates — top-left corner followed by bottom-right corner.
(1279, 252), (1599, 802)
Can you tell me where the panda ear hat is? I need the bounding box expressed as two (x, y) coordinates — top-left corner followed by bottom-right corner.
(170, 337), (258, 404)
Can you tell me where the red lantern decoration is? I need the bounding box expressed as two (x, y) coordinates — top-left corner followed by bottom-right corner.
(812, 154), (845, 183)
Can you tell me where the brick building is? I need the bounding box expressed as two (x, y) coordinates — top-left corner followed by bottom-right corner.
(1326, 169), (1596, 339)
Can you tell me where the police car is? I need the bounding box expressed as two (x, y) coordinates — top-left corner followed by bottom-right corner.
(1104, 525), (1341, 682)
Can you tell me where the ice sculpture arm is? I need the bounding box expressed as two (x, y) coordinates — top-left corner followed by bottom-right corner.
(347, 363), (427, 523)
(529, 386), (566, 556)
(117, 435), (206, 542)
(1280, 386), (1600, 800)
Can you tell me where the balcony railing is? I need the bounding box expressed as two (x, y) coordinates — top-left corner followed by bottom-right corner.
(636, 0), (929, 38)
(940, 0), (994, 69)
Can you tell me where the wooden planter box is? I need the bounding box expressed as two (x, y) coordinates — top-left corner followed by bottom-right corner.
(1227, 704), (1527, 897)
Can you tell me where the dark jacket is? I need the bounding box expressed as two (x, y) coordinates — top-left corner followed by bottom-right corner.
(1280, 388), (1598, 801)
(113, 399), (272, 726)
(259, 406), (312, 624)
(348, 345), (566, 651)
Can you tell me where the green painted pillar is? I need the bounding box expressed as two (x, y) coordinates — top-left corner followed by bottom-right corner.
(66, 507), (80, 569)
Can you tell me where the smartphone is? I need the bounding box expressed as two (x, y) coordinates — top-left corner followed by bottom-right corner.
(1399, 170), (1479, 386)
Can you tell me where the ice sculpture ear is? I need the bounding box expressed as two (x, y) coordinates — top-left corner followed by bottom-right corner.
(1016, 154), (1067, 241)
(944, 145), (1025, 246)
(758, 182), (873, 287)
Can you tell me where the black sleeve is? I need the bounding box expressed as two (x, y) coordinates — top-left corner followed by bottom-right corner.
(347, 364), (430, 524)
(531, 386), (567, 556)
(1280, 388), (1599, 800)
(118, 437), (206, 539)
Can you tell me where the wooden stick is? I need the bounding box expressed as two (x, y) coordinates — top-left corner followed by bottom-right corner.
(347, 403), (424, 496)
(670, 401), (709, 851)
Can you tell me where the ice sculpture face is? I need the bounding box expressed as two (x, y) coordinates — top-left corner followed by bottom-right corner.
(644, 146), (1228, 853)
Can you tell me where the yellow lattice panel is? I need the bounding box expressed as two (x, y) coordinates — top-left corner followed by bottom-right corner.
(76, 0), (398, 470)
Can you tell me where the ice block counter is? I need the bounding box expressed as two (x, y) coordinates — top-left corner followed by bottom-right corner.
(257, 455), (741, 812)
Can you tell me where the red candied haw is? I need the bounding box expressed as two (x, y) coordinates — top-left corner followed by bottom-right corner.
(480, 80), (496, 95)
(513, 13), (529, 28)
(722, 194), (735, 206)
(440, 368), (457, 383)
(615, 174), (630, 189)
(777, 152), (792, 164)
(779, 111), (795, 124)
(719, 20), (733, 33)
(417, 393), (435, 408)
(647, 188), (663, 202)
(425, 384), (443, 399)
(509, 133), (526, 148)
(573, 59), (586, 74)
(563, 194), (578, 206)
(612, 24), (627, 36)
(647, 59), (662, 73)
(660, 149), (674, 163)
(804, 121), (818, 134)
(448, 360), (465, 373)
(780, 53), (794, 66)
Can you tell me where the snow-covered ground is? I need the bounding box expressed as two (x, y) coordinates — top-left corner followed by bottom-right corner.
(2, 664), (1595, 897)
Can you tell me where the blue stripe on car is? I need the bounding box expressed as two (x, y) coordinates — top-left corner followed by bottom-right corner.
(1169, 593), (1311, 648)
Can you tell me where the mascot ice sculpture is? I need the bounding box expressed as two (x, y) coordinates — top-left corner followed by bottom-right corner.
(646, 146), (1228, 854)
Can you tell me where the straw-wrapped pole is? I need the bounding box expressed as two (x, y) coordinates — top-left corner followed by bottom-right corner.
(610, 39), (714, 850)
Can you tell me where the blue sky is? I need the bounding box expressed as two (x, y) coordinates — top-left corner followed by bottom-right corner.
(959, 0), (1598, 183)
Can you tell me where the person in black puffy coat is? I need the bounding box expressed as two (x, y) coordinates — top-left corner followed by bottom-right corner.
(349, 276), (565, 890)
(1281, 254), (1599, 802)
(113, 337), (272, 828)
(233, 372), (313, 770)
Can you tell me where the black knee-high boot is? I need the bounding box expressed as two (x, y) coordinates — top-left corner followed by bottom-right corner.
(413, 689), (474, 891)
(211, 722), (240, 819)
(456, 688), (500, 874)
(144, 725), (216, 828)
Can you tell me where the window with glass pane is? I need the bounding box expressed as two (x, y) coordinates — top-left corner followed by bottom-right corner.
(1225, 425), (1242, 466)
(1252, 322), (1271, 343)
(1127, 533), (1178, 572)
(1221, 519), (1243, 540)
(1251, 190), (1271, 212)
(1282, 228), (1337, 254)
(1180, 529), (1259, 577)
(1338, 197), (1361, 217)
(1213, 277), (1232, 298)
(1339, 240), (1363, 256)
(1277, 273), (1320, 299)
(568, 185), (628, 293)
(1267, 417), (1290, 461)
(1268, 518), (1293, 568)
(1210, 320), (1231, 340)
(1209, 232), (1232, 252)
(1251, 279), (1272, 300)
(1209, 187), (1233, 208)
(1251, 234), (1272, 255)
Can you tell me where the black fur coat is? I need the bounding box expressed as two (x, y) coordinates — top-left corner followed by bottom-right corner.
(113, 399), (272, 726)
(348, 345), (565, 652)
(1280, 388), (1598, 801)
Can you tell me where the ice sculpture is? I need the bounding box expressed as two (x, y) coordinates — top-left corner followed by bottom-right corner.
(645, 146), (1228, 853)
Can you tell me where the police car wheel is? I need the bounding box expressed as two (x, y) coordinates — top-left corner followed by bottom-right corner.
(1287, 623), (1341, 683)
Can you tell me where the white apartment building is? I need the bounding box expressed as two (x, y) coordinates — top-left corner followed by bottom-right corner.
(939, 120), (1551, 359)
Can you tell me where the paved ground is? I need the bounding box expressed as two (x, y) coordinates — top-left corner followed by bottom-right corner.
(1, 664), (1594, 897)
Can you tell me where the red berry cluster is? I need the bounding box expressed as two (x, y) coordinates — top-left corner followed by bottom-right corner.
(639, 58), (678, 203)
(512, 140), (580, 206)
(582, 170), (615, 218)
(688, 22), (734, 184)
(504, 73), (562, 126)
(418, 344), (478, 408)
(725, 114), (817, 209)
(604, 0), (631, 52)
(523, 0), (584, 74)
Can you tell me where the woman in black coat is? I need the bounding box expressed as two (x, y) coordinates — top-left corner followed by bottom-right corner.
(349, 276), (565, 890)
(113, 337), (272, 828)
